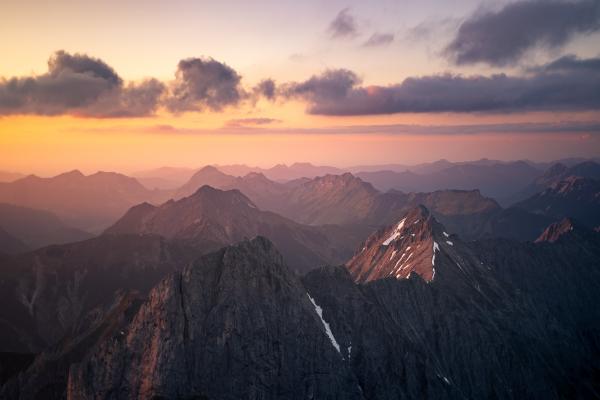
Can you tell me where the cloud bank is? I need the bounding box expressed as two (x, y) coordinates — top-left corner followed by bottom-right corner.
(283, 56), (600, 115)
(1, 50), (600, 118)
(0, 51), (164, 117)
(445, 0), (600, 66)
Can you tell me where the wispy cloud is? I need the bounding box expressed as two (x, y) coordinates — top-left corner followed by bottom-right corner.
(363, 33), (394, 47)
(328, 8), (359, 39)
(82, 120), (600, 137)
(225, 118), (281, 127)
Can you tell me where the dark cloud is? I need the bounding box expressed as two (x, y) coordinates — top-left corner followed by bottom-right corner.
(81, 79), (165, 118)
(363, 33), (394, 47)
(282, 69), (361, 103)
(253, 79), (276, 100)
(328, 8), (358, 38)
(49, 50), (122, 86)
(164, 57), (243, 112)
(445, 0), (600, 66)
(0, 50), (163, 117)
(226, 118), (281, 127)
(283, 56), (600, 115)
(535, 54), (600, 72)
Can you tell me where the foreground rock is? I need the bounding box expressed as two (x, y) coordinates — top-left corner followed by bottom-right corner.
(5, 216), (600, 399)
(68, 237), (361, 399)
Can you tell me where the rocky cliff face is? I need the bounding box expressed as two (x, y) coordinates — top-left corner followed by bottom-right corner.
(346, 206), (464, 283)
(535, 217), (577, 243)
(68, 237), (362, 400)
(0, 234), (195, 353)
(1, 291), (144, 400)
(3, 224), (600, 399)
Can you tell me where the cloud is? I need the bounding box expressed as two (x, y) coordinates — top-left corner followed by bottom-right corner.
(253, 79), (276, 100)
(0, 50), (163, 117)
(225, 118), (281, 127)
(363, 33), (394, 47)
(89, 120), (600, 137)
(445, 0), (600, 66)
(283, 56), (600, 115)
(164, 57), (244, 113)
(81, 79), (166, 118)
(328, 8), (358, 38)
(282, 69), (361, 103)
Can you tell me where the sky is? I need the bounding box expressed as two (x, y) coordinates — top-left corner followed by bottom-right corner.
(1, 0), (599, 175)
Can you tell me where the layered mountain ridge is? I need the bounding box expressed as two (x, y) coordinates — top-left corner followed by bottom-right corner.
(105, 185), (359, 273)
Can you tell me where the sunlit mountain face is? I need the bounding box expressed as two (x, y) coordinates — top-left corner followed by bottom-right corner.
(1, 1), (599, 399)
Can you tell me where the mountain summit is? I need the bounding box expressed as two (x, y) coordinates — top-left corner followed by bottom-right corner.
(105, 186), (358, 272)
(68, 237), (361, 399)
(346, 205), (453, 282)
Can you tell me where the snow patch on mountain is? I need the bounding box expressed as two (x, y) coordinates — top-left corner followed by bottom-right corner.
(307, 294), (341, 355)
(382, 218), (406, 246)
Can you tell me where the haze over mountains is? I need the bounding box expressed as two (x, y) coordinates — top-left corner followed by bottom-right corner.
(0, 157), (599, 399)
(105, 185), (360, 273)
(0, 158), (598, 255)
(0, 170), (171, 233)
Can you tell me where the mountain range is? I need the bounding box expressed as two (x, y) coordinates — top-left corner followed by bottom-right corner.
(0, 204), (92, 251)
(513, 176), (600, 228)
(0, 158), (599, 398)
(168, 167), (553, 242)
(2, 159), (598, 259)
(3, 210), (599, 399)
(0, 171), (171, 232)
(105, 185), (361, 273)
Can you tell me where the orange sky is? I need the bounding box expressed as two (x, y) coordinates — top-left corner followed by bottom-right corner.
(2, 106), (598, 175)
(1, 0), (599, 175)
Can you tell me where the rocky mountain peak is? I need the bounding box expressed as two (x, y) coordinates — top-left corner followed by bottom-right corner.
(188, 185), (256, 207)
(196, 165), (222, 174)
(309, 173), (377, 193)
(54, 169), (85, 180)
(67, 236), (361, 399)
(551, 175), (588, 194)
(346, 205), (453, 283)
(535, 218), (577, 243)
(242, 171), (271, 184)
(544, 163), (568, 178)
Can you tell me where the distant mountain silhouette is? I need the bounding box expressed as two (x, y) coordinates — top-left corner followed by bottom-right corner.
(174, 168), (552, 241)
(355, 160), (542, 203)
(215, 162), (344, 181)
(0, 227), (29, 254)
(0, 171), (170, 231)
(513, 176), (600, 228)
(0, 203), (92, 250)
(133, 166), (198, 189)
(509, 161), (600, 204)
(0, 171), (24, 183)
(105, 186), (360, 273)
